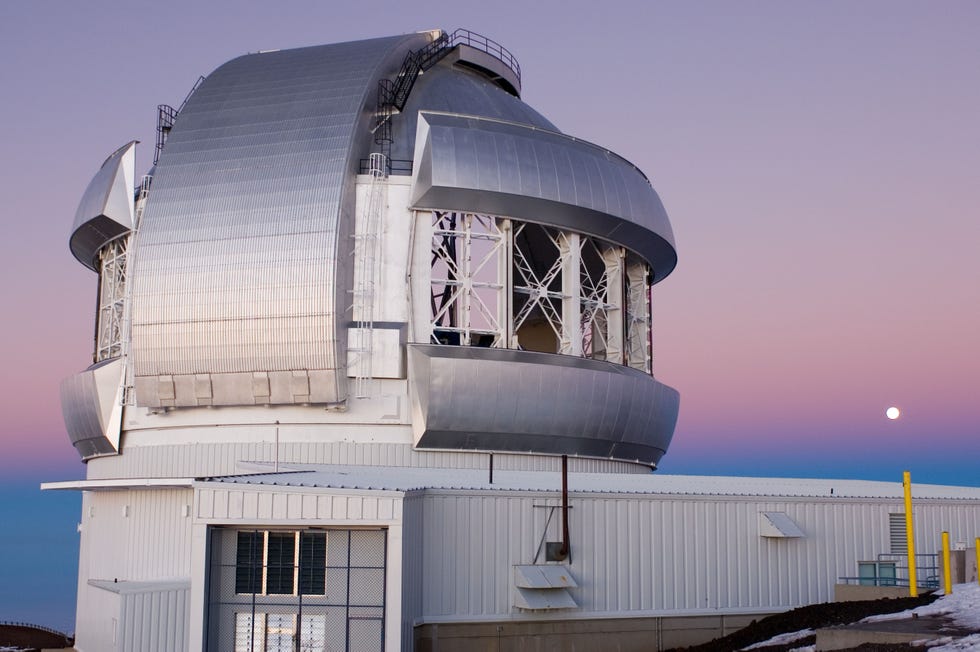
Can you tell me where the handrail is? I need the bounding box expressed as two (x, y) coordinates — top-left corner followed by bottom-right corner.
(154, 75), (206, 165)
(383, 28), (521, 114)
(374, 29), (523, 159)
(447, 28), (521, 83)
(178, 75), (206, 113)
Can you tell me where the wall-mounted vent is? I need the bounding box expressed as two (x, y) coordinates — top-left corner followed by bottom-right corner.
(759, 512), (805, 538)
(889, 512), (906, 553)
(513, 565), (578, 610)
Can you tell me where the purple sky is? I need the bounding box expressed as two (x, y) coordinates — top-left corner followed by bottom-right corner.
(1, 0), (978, 627)
(2, 1), (979, 478)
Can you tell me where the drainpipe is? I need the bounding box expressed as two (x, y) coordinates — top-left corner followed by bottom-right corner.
(558, 454), (570, 560)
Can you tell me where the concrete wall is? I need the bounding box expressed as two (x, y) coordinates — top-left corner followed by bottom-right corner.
(937, 547), (979, 586)
(414, 613), (774, 652)
(833, 584), (922, 602)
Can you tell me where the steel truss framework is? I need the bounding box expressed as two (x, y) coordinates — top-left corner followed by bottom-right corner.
(428, 210), (653, 373)
(95, 236), (129, 362)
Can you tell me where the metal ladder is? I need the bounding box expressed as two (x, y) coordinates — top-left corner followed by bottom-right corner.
(350, 153), (387, 398)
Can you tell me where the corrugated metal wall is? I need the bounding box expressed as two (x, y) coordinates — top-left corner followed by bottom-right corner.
(196, 485), (401, 523)
(75, 489), (193, 652)
(119, 586), (189, 652)
(84, 489), (193, 580)
(85, 441), (644, 479)
(401, 493), (425, 649)
(417, 491), (980, 619)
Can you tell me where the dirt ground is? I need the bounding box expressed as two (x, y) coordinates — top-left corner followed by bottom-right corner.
(664, 593), (940, 652)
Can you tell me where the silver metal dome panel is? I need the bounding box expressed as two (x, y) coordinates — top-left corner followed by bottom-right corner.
(70, 141), (136, 270)
(389, 64), (557, 162)
(410, 112), (677, 280)
(60, 358), (125, 459)
(128, 34), (428, 406)
(408, 345), (679, 466)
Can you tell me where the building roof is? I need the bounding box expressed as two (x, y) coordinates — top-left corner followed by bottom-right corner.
(202, 463), (980, 501)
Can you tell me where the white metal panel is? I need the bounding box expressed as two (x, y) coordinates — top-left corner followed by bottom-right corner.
(515, 565), (577, 588)
(416, 491), (980, 621)
(74, 581), (120, 652)
(400, 493), (425, 651)
(513, 586), (577, 610)
(195, 485), (403, 525)
(118, 584), (190, 652)
(760, 511), (805, 538)
(84, 489), (194, 582)
(85, 440), (644, 479)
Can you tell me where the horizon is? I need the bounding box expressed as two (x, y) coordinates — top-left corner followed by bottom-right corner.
(1, 0), (978, 632)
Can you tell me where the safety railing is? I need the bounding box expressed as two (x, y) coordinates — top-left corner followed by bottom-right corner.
(838, 552), (940, 589)
(358, 158), (413, 175)
(153, 75), (206, 165)
(447, 28), (521, 83)
(375, 27), (522, 149)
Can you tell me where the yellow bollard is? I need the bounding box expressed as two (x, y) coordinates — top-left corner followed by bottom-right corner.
(942, 531), (952, 595)
(903, 471), (918, 597)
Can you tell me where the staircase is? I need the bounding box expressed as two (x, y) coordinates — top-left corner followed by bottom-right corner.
(374, 29), (522, 163)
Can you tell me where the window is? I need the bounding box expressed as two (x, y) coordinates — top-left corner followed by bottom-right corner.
(235, 531), (326, 596)
(210, 528), (386, 652)
(234, 613), (326, 652)
(426, 210), (654, 373)
(235, 531), (261, 594)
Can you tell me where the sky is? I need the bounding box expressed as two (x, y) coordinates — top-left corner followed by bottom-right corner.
(1, 0), (978, 632)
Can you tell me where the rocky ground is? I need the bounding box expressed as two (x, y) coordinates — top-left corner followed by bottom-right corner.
(0, 623), (73, 652)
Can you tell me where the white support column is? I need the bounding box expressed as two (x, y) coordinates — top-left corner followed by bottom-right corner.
(626, 258), (652, 373)
(385, 522), (404, 652)
(603, 246), (625, 365)
(461, 214), (474, 345)
(500, 218), (513, 349)
(559, 232), (581, 356)
(96, 237), (129, 362)
(410, 210), (434, 345)
(187, 520), (209, 652)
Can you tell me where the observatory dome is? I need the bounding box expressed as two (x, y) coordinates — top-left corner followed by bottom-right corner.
(63, 29), (679, 471)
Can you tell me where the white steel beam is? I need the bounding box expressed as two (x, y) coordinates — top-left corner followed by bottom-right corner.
(559, 232), (581, 356)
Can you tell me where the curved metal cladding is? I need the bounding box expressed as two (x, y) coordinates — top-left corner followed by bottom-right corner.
(60, 359), (126, 459)
(411, 112), (677, 282)
(408, 345), (679, 467)
(129, 34), (429, 408)
(70, 141), (137, 270)
(388, 64), (557, 162)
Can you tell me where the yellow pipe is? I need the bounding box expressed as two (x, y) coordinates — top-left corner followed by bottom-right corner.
(903, 471), (918, 597)
(976, 537), (979, 587)
(942, 531), (952, 594)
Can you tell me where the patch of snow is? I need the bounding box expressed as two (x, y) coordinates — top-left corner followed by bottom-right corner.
(930, 633), (980, 651)
(860, 583), (980, 650)
(741, 628), (814, 649)
(787, 646), (815, 652)
(863, 582), (980, 630)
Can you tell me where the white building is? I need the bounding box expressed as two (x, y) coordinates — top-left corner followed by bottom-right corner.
(51, 29), (980, 651)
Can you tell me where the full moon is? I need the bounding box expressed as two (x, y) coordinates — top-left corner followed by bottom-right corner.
(886, 406), (901, 420)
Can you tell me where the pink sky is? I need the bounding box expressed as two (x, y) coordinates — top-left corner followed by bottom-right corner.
(1, 0), (978, 486)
